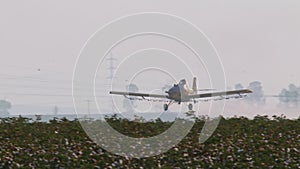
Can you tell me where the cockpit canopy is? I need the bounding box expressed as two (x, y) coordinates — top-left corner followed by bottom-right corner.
(179, 79), (186, 85)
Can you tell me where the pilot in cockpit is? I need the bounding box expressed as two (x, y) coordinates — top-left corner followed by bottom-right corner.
(178, 79), (193, 94)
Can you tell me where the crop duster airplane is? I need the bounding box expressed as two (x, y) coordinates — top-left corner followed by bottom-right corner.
(109, 77), (252, 111)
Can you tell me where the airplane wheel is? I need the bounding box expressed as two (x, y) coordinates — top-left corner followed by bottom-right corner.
(188, 104), (193, 111)
(164, 104), (168, 111)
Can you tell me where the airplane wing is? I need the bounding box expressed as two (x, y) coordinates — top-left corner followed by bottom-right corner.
(189, 89), (252, 99)
(109, 91), (168, 99)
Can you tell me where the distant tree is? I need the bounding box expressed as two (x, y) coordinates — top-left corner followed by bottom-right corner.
(279, 89), (289, 105)
(278, 84), (300, 107)
(127, 83), (139, 92)
(245, 81), (266, 105)
(123, 83), (139, 113)
(234, 83), (244, 90)
(0, 100), (12, 116)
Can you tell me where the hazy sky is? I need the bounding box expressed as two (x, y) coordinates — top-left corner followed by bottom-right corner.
(0, 1), (299, 116)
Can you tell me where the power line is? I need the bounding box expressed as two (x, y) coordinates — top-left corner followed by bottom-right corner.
(107, 52), (117, 113)
(106, 52), (117, 80)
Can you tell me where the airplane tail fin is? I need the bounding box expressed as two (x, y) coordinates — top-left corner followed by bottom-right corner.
(192, 77), (197, 94)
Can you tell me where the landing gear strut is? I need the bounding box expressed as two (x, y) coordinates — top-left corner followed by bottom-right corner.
(188, 103), (193, 111)
(163, 101), (173, 111)
(163, 104), (168, 111)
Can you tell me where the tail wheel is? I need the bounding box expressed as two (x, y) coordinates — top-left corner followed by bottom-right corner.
(163, 104), (168, 111)
(188, 103), (193, 111)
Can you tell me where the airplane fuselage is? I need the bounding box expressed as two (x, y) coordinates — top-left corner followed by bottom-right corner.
(166, 84), (190, 102)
